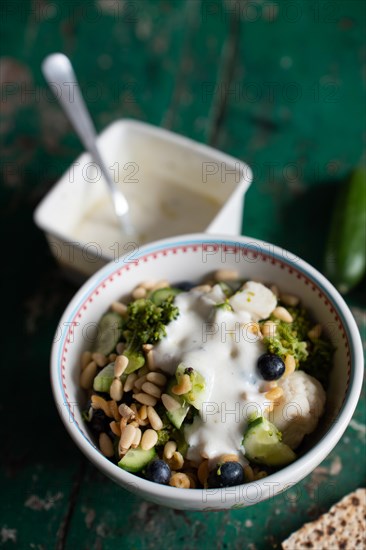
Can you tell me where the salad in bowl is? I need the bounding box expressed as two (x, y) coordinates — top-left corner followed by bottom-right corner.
(80, 272), (334, 490)
(51, 235), (363, 510)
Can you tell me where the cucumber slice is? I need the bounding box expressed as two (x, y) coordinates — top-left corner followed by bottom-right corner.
(243, 417), (296, 467)
(93, 312), (123, 356)
(123, 349), (145, 374)
(93, 363), (127, 392)
(175, 363), (206, 410)
(165, 378), (191, 429)
(118, 446), (157, 473)
(149, 287), (181, 305)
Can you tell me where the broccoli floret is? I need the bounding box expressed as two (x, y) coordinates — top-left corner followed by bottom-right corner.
(123, 296), (179, 349)
(261, 306), (334, 388)
(302, 338), (335, 389)
(263, 314), (309, 366)
(156, 428), (171, 446)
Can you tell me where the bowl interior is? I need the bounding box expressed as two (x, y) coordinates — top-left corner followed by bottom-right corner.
(53, 235), (357, 509)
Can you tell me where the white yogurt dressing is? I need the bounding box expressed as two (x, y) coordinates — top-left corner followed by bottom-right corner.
(72, 179), (220, 256)
(154, 282), (277, 463)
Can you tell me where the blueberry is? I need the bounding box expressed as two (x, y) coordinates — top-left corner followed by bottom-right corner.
(207, 462), (244, 488)
(257, 353), (285, 381)
(145, 459), (171, 485)
(174, 281), (196, 291)
(89, 409), (109, 434)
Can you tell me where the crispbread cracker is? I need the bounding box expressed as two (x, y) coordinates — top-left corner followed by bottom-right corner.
(282, 488), (366, 549)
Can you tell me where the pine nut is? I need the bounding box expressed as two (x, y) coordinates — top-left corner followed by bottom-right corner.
(124, 373), (138, 392)
(91, 394), (112, 417)
(109, 421), (121, 437)
(186, 473), (197, 488)
(247, 322), (262, 337)
(81, 351), (92, 370)
(244, 465), (254, 482)
(146, 350), (155, 370)
(130, 420), (140, 428)
(120, 424), (136, 451)
(129, 403), (137, 414)
(273, 306), (293, 323)
(116, 342), (125, 355)
(308, 324), (322, 340)
(110, 378), (123, 401)
(197, 460), (209, 486)
(265, 387), (284, 401)
(214, 269), (239, 281)
(132, 286), (147, 299)
(142, 381), (162, 399)
(108, 400), (121, 421)
(284, 354), (296, 377)
(170, 472), (190, 489)
(161, 393), (180, 412)
(80, 360), (97, 389)
(114, 354), (129, 377)
(164, 441), (177, 460)
(92, 352), (108, 367)
(137, 417), (150, 427)
(261, 320), (277, 338)
(146, 372), (167, 387)
(280, 293), (300, 307)
(220, 454), (239, 463)
(147, 406), (163, 431)
(143, 343), (153, 352)
(151, 279), (170, 291)
(265, 401), (274, 413)
(99, 433), (114, 457)
(118, 403), (135, 420)
(192, 284), (211, 293)
(168, 451), (184, 470)
(109, 353), (117, 362)
(172, 374), (192, 396)
(131, 428), (142, 448)
(141, 429), (158, 450)
(139, 405), (148, 420)
(134, 375), (148, 391)
(111, 301), (128, 316)
(140, 280), (157, 290)
(133, 393), (157, 406)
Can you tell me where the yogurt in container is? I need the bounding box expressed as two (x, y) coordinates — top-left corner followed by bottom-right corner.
(34, 120), (252, 282)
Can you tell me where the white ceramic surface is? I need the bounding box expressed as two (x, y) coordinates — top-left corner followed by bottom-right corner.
(51, 234), (363, 510)
(34, 120), (252, 281)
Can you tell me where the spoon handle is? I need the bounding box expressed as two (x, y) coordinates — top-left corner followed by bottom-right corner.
(42, 53), (135, 235)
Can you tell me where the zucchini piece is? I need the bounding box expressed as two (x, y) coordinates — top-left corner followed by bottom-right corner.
(93, 312), (123, 356)
(123, 349), (145, 374)
(324, 167), (366, 294)
(149, 287), (181, 305)
(93, 363), (127, 392)
(118, 446), (157, 473)
(243, 417), (296, 467)
(93, 363), (115, 392)
(165, 378), (191, 429)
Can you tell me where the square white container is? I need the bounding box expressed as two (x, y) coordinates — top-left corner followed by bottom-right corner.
(34, 119), (252, 281)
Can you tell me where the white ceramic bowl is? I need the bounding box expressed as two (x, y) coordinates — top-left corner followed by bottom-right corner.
(51, 234), (363, 510)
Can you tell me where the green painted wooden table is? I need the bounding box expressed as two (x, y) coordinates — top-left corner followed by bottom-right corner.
(1, 1), (365, 548)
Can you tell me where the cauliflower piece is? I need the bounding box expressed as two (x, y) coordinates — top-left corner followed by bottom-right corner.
(229, 281), (277, 320)
(269, 370), (326, 450)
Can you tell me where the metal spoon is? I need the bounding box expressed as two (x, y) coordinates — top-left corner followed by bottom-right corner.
(42, 53), (135, 236)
